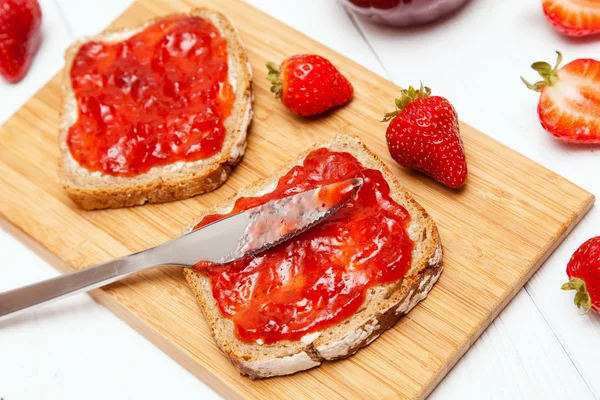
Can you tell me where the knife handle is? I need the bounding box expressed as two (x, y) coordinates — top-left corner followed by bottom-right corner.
(0, 252), (149, 321)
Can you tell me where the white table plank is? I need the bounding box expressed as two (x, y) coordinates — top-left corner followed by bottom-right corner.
(0, 1), (596, 399)
(350, 0), (600, 397)
(430, 290), (593, 400)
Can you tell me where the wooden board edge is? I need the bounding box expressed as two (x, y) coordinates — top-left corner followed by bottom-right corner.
(418, 192), (595, 399)
(0, 216), (247, 400)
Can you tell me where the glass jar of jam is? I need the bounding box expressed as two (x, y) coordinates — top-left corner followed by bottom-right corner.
(342, 0), (470, 27)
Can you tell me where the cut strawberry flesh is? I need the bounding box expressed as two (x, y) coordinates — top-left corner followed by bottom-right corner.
(543, 0), (600, 36)
(539, 59), (600, 143)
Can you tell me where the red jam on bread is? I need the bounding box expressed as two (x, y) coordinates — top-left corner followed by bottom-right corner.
(67, 15), (234, 177)
(194, 149), (415, 344)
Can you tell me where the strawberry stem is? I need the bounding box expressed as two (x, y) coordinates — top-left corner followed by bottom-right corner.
(561, 277), (592, 314)
(382, 82), (431, 122)
(521, 51), (563, 92)
(266, 62), (283, 99)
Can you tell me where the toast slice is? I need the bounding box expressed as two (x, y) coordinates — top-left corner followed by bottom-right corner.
(183, 134), (443, 379)
(59, 8), (253, 210)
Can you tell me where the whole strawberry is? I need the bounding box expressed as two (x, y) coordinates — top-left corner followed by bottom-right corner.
(543, 0), (600, 37)
(266, 54), (353, 117)
(522, 51), (600, 144)
(0, 0), (42, 83)
(562, 236), (600, 314)
(383, 84), (467, 188)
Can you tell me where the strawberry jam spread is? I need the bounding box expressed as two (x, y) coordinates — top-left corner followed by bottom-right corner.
(193, 149), (414, 344)
(67, 16), (234, 176)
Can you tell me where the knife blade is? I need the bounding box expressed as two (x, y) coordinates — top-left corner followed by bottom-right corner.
(159, 177), (364, 265)
(0, 177), (363, 321)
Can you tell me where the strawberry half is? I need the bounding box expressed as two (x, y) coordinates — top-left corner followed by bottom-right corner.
(266, 54), (353, 117)
(0, 0), (42, 83)
(522, 51), (600, 144)
(383, 84), (467, 189)
(543, 0), (600, 37)
(562, 236), (600, 314)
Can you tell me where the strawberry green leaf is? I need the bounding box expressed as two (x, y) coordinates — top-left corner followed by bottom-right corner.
(520, 76), (544, 92)
(522, 51), (563, 92)
(266, 61), (283, 99)
(562, 277), (592, 314)
(531, 61), (552, 76)
(383, 83), (433, 122)
(554, 51), (563, 71)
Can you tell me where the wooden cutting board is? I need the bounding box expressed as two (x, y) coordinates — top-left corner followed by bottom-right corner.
(0, 0), (594, 398)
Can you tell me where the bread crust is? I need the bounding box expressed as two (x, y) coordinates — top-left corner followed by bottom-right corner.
(183, 134), (443, 379)
(58, 8), (253, 210)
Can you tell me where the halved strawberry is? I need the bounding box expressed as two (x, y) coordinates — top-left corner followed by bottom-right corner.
(522, 51), (600, 144)
(542, 0), (600, 37)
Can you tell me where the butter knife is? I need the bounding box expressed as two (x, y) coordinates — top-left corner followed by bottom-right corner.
(0, 178), (363, 321)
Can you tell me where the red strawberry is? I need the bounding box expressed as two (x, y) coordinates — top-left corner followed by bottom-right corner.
(522, 51), (600, 144)
(0, 0), (42, 83)
(562, 236), (600, 314)
(542, 0), (600, 37)
(266, 54), (353, 117)
(383, 84), (467, 188)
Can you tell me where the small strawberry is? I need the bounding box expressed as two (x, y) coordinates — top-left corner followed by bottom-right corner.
(542, 0), (600, 37)
(522, 51), (600, 144)
(266, 54), (353, 117)
(383, 84), (467, 188)
(0, 0), (42, 83)
(562, 236), (600, 314)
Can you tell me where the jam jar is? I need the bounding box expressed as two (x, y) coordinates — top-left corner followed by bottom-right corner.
(342, 0), (470, 27)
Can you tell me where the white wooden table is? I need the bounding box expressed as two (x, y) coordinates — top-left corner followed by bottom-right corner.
(1, 1), (599, 399)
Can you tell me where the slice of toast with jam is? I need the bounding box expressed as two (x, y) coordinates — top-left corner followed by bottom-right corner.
(184, 134), (443, 378)
(59, 8), (252, 210)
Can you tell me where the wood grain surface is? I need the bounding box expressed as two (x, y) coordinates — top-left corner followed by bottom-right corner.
(0, 0), (594, 398)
